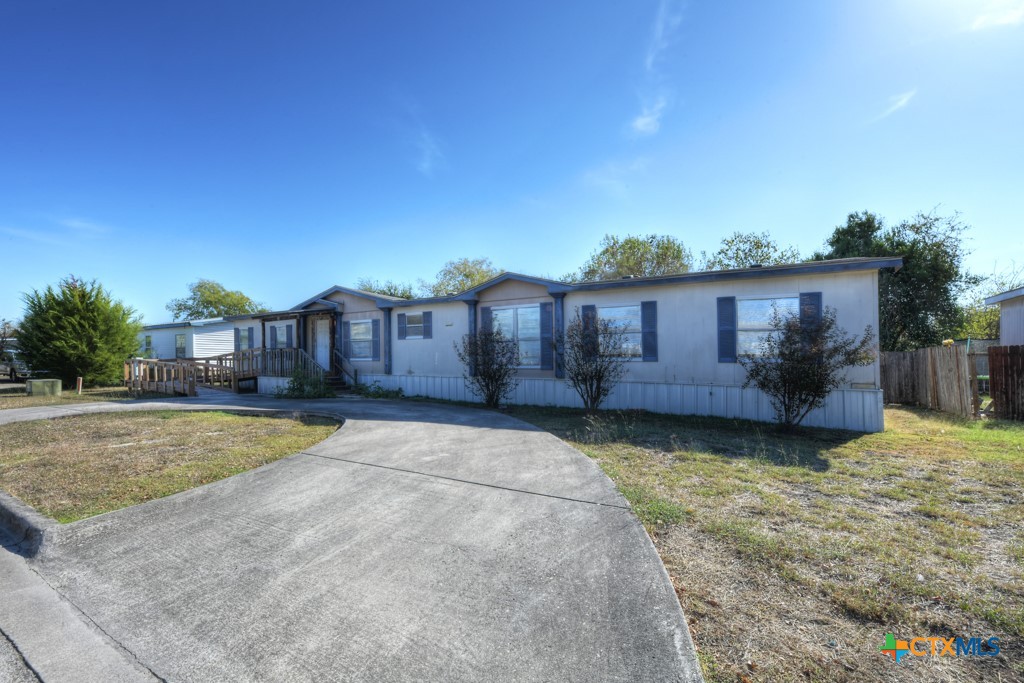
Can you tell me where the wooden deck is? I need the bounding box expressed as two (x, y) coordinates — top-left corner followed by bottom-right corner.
(125, 348), (327, 397)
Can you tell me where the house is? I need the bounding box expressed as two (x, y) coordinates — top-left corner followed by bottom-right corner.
(139, 315), (262, 360)
(201, 256), (897, 432)
(984, 286), (1024, 346)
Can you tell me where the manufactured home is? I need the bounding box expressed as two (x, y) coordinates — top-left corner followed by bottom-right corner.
(133, 257), (900, 431)
(139, 315), (262, 360)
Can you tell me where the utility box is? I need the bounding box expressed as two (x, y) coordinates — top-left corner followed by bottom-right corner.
(26, 379), (61, 396)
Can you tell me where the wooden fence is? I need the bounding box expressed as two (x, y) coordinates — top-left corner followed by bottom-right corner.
(989, 346), (1024, 421)
(880, 345), (978, 418)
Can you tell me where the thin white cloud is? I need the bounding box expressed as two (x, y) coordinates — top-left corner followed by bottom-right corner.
(582, 158), (648, 199)
(0, 226), (69, 247)
(645, 0), (684, 73)
(873, 89), (917, 122)
(631, 96), (668, 135)
(971, 3), (1024, 30)
(415, 128), (444, 178)
(58, 217), (112, 235)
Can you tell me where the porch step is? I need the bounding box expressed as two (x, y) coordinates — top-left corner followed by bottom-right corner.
(325, 376), (350, 396)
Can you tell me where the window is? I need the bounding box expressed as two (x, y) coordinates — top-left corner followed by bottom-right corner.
(143, 335), (153, 357)
(492, 305), (541, 367)
(271, 323), (290, 349)
(239, 328), (250, 349)
(405, 313), (424, 339)
(736, 297), (799, 356)
(597, 305), (642, 358)
(174, 334), (186, 359)
(349, 320), (373, 360)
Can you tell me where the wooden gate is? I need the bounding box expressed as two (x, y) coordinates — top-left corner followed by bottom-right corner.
(989, 346), (1024, 421)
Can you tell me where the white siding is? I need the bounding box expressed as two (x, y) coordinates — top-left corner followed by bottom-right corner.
(360, 374), (884, 433)
(1000, 297), (1024, 346)
(139, 327), (190, 359)
(192, 322), (236, 358)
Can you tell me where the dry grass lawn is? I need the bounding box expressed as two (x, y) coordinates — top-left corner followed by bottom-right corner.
(0, 410), (338, 522)
(511, 405), (1024, 683)
(0, 384), (165, 410)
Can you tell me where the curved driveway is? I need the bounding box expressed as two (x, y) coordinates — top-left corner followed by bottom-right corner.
(1, 395), (701, 682)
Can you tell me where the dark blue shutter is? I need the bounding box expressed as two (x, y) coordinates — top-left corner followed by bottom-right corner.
(717, 297), (737, 363)
(422, 311), (432, 339)
(540, 302), (554, 370)
(234, 328), (241, 353)
(247, 327), (255, 349)
(342, 322), (351, 358)
(641, 301), (657, 362)
(285, 324), (293, 349)
(480, 307), (492, 333)
(371, 319), (381, 360)
(397, 313), (407, 340)
(269, 325), (278, 349)
(800, 292), (822, 329)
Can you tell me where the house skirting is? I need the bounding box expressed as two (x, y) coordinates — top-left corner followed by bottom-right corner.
(360, 374), (884, 433)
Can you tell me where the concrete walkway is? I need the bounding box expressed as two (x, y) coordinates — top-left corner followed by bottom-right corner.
(0, 395), (702, 682)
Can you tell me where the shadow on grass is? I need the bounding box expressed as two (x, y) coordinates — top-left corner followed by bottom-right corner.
(507, 406), (867, 472)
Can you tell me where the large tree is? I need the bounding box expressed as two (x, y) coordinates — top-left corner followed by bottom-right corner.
(700, 231), (801, 270)
(19, 276), (142, 387)
(568, 234), (692, 282)
(355, 277), (415, 299)
(420, 257), (500, 297)
(166, 279), (268, 321)
(817, 211), (979, 351)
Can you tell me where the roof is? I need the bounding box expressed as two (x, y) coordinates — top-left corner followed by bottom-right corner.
(290, 285), (406, 311)
(984, 286), (1024, 306)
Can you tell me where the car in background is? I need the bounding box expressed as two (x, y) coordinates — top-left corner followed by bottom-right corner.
(0, 352), (33, 382)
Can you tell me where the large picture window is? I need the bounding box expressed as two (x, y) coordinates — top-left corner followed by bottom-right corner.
(597, 305), (642, 358)
(737, 297), (799, 356)
(492, 305), (541, 368)
(349, 320), (373, 360)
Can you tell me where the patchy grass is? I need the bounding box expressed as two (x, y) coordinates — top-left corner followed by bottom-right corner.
(0, 411), (338, 522)
(0, 384), (165, 410)
(511, 405), (1024, 682)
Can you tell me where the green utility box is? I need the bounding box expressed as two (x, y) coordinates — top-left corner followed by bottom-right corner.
(26, 379), (62, 396)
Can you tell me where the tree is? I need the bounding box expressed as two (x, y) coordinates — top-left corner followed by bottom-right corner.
(740, 306), (875, 431)
(0, 319), (15, 361)
(700, 231), (802, 270)
(955, 264), (1022, 340)
(355, 278), (414, 299)
(420, 257), (501, 297)
(560, 308), (628, 411)
(454, 329), (519, 408)
(568, 234), (692, 282)
(817, 211), (980, 351)
(165, 279), (268, 321)
(18, 276), (142, 387)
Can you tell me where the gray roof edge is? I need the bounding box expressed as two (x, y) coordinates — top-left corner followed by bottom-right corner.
(984, 285), (1024, 306)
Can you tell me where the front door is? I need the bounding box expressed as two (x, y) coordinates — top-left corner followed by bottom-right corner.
(314, 318), (331, 370)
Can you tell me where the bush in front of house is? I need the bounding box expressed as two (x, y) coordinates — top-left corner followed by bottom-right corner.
(18, 275), (141, 388)
(455, 329), (519, 408)
(275, 369), (335, 399)
(740, 306), (874, 430)
(560, 307), (629, 412)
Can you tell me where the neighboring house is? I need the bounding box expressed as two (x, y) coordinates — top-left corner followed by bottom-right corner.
(984, 286), (1024, 346)
(222, 256), (897, 432)
(139, 315), (262, 360)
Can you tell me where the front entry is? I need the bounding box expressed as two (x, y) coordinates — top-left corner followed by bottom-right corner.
(314, 318), (331, 370)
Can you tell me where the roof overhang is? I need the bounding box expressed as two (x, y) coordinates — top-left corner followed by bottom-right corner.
(985, 285), (1024, 306)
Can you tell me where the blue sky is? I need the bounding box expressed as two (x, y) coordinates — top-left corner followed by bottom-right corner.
(1, 0), (1022, 324)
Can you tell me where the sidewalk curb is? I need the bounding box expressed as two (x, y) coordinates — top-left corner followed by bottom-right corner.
(0, 491), (55, 556)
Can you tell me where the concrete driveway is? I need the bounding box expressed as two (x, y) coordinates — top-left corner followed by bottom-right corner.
(0, 395), (701, 682)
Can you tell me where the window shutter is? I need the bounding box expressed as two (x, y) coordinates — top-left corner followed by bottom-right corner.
(285, 324), (293, 349)
(371, 319), (381, 360)
(641, 301), (658, 362)
(342, 322), (351, 358)
(234, 328), (241, 353)
(540, 302), (554, 370)
(799, 292), (823, 329)
(480, 307), (492, 333)
(247, 327), (255, 349)
(717, 297), (737, 363)
(269, 325), (278, 349)
(397, 313), (407, 340)
(581, 305), (597, 333)
(422, 311), (432, 339)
